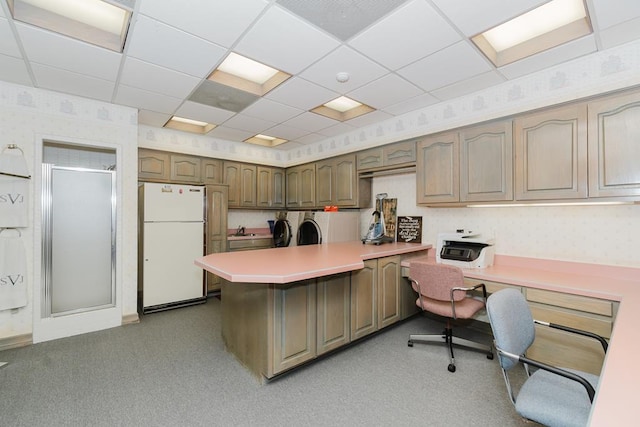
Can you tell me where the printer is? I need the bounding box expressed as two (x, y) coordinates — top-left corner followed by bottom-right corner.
(436, 230), (495, 269)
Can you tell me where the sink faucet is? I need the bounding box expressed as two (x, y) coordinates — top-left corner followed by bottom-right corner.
(236, 226), (245, 235)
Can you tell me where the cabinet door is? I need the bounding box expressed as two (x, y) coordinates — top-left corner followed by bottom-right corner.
(202, 159), (223, 184)
(384, 140), (416, 167)
(272, 168), (285, 208)
(299, 164), (316, 208)
(257, 166), (272, 208)
(223, 162), (241, 207)
(357, 148), (384, 171)
(317, 273), (351, 355)
(316, 160), (334, 206)
(138, 149), (170, 181)
(351, 259), (377, 339)
(514, 104), (587, 200)
(170, 155), (201, 183)
(335, 154), (358, 206)
(416, 132), (459, 204)
(205, 185), (228, 293)
(588, 90), (640, 198)
(377, 256), (401, 329)
(286, 167), (301, 208)
(460, 120), (513, 202)
(272, 281), (317, 375)
(240, 164), (257, 207)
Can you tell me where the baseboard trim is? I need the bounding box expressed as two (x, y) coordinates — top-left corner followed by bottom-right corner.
(0, 334), (32, 351)
(122, 313), (140, 325)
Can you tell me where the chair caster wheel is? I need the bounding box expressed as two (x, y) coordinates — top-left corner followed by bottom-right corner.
(407, 340), (413, 347)
(448, 364), (456, 373)
(487, 353), (494, 360)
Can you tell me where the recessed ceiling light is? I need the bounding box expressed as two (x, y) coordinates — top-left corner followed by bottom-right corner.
(208, 53), (291, 97)
(6, 0), (132, 52)
(164, 116), (216, 134)
(244, 134), (288, 147)
(311, 96), (375, 121)
(472, 0), (592, 67)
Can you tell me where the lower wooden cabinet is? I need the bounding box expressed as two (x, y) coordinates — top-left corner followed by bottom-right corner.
(317, 273), (351, 355)
(377, 256), (402, 329)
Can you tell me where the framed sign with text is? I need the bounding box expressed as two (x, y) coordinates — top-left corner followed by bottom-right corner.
(396, 216), (422, 243)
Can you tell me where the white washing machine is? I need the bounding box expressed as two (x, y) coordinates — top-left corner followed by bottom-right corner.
(273, 211), (303, 247)
(297, 211), (360, 245)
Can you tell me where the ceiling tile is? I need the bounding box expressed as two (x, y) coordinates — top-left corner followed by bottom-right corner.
(349, 0), (462, 70)
(282, 111), (338, 133)
(0, 18), (21, 57)
(264, 123), (310, 140)
(207, 126), (255, 141)
(31, 63), (115, 102)
(114, 84), (183, 114)
(382, 92), (439, 115)
(276, 0), (408, 41)
(189, 80), (259, 113)
(173, 101), (235, 125)
(126, 15), (226, 78)
(16, 23), (121, 81)
(430, 0), (547, 36)
(317, 122), (356, 137)
(499, 36), (597, 80)
(138, 109), (172, 127)
(265, 77), (339, 110)
(241, 98), (304, 123)
(234, 6), (340, 74)
(300, 46), (389, 92)
(0, 53), (33, 86)
(397, 41), (492, 91)
(598, 18), (640, 50)
(348, 74), (423, 109)
(120, 58), (200, 99)
(345, 110), (393, 129)
(139, 0), (268, 48)
(295, 133), (325, 145)
(221, 113), (277, 133)
(591, 0), (640, 30)
(430, 71), (506, 101)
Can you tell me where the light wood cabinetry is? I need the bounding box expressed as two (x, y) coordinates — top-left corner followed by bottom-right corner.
(205, 185), (227, 293)
(201, 159), (223, 184)
(223, 161), (241, 207)
(138, 149), (170, 181)
(416, 132), (460, 204)
(350, 259), (378, 340)
(514, 104), (588, 200)
(357, 139), (417, 171)
(270, 280), (317, 375)
(377, 256), (402, 329)
(317, 273), (351, 355)
(286, 163), (316, 209)
(257, 166), (285, 209)
(316, 154), (363, 207)
(170, 155), (201, 183)
(223, 161), (257, 207)
(460, 121), (513, 202)
(588, 89), (640, 198)
(525, 288), (614, 375)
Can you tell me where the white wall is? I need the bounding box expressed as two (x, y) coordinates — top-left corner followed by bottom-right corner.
(362, 174), (640, 267)
(0, 81), (138, 343)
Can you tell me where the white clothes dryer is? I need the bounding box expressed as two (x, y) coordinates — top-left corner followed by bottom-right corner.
(273, 211), (303, 247)
(297, 211), (360, 245)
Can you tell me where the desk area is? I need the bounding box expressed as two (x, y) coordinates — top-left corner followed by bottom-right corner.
(402, 252), (639, 426)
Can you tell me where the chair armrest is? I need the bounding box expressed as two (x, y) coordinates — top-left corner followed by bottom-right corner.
(450, 284), (487, 319)
(534, 320), (609, 353)
(496, 346), (596, 403)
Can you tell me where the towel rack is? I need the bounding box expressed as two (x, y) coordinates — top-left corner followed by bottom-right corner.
(0, 144), (31, 179)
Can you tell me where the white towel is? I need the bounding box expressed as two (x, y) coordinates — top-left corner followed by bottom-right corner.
(0, 231), (28, 311)
(0, 148), (30, 228)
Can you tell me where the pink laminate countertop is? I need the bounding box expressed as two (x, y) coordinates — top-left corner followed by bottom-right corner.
(195, 241), (431, 284)
(403, 253), (640, 426)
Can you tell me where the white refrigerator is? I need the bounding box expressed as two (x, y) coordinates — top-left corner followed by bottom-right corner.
(140, 183), (205, 313)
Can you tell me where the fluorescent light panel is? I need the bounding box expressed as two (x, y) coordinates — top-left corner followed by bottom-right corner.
(244, 134), (288, 147)
(7, 0), (131, 52)
(472, 0), (592, 67)
(311, 96), (375, 121)
(164, 116), (216, 134)
(208, 53), (291, 96)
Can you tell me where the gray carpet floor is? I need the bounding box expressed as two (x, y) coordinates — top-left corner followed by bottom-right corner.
(0, 298), (534, 426)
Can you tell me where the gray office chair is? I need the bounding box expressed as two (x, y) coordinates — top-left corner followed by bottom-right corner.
(407, 261), (493, 372)
(486, 288), (608, 427)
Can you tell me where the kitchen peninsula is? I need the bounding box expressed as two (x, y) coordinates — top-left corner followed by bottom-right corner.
(195, 241), (431, 380)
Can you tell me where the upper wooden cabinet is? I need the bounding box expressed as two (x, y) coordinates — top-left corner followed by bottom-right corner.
(514, 104), (587, 201)
(223, 161), (258, 208)
(201, 159), (223, 185)
(138, 149), (170, 181)
(357, 139), (417, 172)
(257, 166), (285, 209)
(286, 163), (316, 209)
(460, 120), (513, 202)
(316, 154), (363, 207)
(416, 131), (459, 204)
(170, 155), (201, 183)
(588, 90), (640, 198)
(223, 161), (241, 207)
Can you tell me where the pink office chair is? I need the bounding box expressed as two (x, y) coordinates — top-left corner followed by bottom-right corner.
(407, 260), (493, 372)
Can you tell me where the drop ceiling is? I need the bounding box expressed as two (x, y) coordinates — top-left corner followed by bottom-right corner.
(1, 0), (640, 151)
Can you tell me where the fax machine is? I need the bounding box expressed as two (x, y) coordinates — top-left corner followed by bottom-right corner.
(436, 230), (495, 269)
